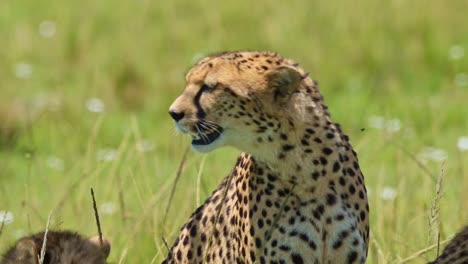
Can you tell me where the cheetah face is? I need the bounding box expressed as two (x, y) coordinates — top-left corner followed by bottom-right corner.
(169, 52), (303, 153)
(169, 77), (232, 153)
(168, 80), (230, 153)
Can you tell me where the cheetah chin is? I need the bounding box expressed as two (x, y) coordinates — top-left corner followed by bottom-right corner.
(190, 124), (225, 153)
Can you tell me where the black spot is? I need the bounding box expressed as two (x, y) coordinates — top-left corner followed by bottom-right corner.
(291, 253), (304, 264)
(189, 225), (197, 237)
(183, 235), (189, 245)
(333, 161), (341, 172)
(360, 210), (366, 221)
(271, 239), (278, 247)
(319, 157), (328, 165)
(282, 144), (295, 152)
(309, 240), (317, 250)
(339, 177), (346, 186)
(250, 251), (256, 262)
(335, 214), (345, 221)
(267, 174), (277, 182)
(294, 232), (307, 242)
(197, 246), (202, 256)
(322, 147), (333, 155)
(347, 251), (358, 263)
(358, 191), (365, 199)
(255, 237), (262, 248)
(326, 193), (337, 206)
(311, 171), (320, 180)
(258, 219), (264, 228)
(347, 168), (356, 176)
(333, 239), (343, 249)
(317, 205), (324, 214)
(279, 245), (290, 251)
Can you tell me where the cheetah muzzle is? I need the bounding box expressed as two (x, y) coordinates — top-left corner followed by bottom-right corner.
(191, 122), (224, 146)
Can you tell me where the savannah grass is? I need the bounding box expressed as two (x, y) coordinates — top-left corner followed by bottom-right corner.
(0, 0), (467, 263)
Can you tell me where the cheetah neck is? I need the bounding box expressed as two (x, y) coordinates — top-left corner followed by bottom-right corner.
(246, 116), (355, 197)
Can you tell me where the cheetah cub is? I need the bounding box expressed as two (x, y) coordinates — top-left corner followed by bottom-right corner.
(1, 230), (110, 264)
(166, 51), (369, 263)
(429, 226), (468, 264)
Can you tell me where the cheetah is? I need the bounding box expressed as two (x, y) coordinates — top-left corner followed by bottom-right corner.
(1, 230), (111, 264)
(165, 51), (369, 263)
(429, 226), (468, 264)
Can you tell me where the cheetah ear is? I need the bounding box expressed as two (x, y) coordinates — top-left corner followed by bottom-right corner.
(14, 239), (39, 264)
(89, 236), (111, 259)
(266, 66), (302, 101)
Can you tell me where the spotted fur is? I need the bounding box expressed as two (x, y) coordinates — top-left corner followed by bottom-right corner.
(429, 226), (468, 264)
(165, 51), (369, 263)
(1, 230), (110, 264)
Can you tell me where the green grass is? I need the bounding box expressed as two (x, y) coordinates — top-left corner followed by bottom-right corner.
(0, 0), (467, 263)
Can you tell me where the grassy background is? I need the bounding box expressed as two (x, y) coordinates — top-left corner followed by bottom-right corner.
(0, 0), (467, 263)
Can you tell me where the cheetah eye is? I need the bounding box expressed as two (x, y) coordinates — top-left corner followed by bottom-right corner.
(200, 83), (216, 93)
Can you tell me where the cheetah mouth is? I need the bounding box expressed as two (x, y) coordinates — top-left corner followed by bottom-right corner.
(191, 124), (224, 146)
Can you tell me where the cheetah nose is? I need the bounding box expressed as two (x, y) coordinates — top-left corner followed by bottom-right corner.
(169, 109), (185, 122)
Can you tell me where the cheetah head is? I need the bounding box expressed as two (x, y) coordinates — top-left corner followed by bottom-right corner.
(169, 51), (311, 154)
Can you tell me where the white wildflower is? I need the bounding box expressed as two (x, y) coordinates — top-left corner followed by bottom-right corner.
(0, 211), (14, 224)
(449, 45), (465, 60)
(368, 116), (385, 129)
(381, 187), (397, 201)
(97, 149), (117, 161)
(15, 63), (32, 79)
(46, 156), (64, 171)
(419, 147), (448, 162)
(100, 202), (116, 215)
(457, 136), (468, 152)
(455, 73), (468, 87)
(38, 20), (56, 38)
(86, 98), (105, 113)
(386, 119), (401, 133)
(136, 139), (155, 153)
(368, 116), (401, 133)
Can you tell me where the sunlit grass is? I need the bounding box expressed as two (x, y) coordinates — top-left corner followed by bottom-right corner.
(0, 0), (467, 263)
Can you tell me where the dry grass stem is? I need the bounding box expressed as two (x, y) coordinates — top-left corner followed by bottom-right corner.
(397, 238), (450, 264)
(163, 145), (190, 226)
(39, 210), (53, 264)
(428, 164), (445, 250)
(90, 187), (105, 255)
(394, 142), (437, 182)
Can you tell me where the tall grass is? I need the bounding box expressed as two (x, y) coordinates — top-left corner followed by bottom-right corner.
(0, 0), (467, 263)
